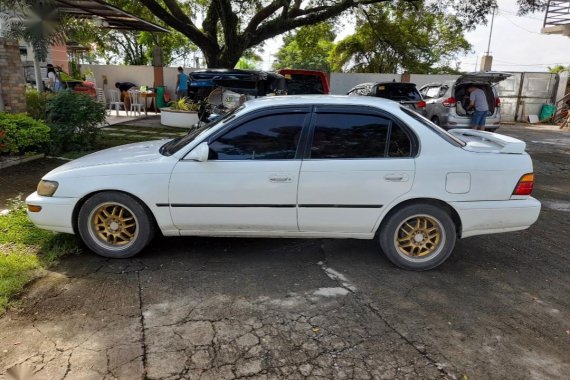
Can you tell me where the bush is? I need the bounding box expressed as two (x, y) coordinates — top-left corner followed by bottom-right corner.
(46, 90), (106, 154)
(0, 113), (51, 155)
(25, 88), (51, 121)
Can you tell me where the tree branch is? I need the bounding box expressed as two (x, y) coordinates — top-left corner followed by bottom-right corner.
(138, 0), (216, 53)
(244, 0), (287, 36)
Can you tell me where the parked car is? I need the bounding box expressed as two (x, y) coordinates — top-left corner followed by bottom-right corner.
(419, 72), (511, 131)
(277, 69), (330, 94)
(347, 82), (427, 115)
(26, 96), (540, 271)
(187, 69), (287, 102)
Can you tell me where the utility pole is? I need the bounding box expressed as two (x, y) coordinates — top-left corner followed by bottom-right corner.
(481, 6), (497, 71)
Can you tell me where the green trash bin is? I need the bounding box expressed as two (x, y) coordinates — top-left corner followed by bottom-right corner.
(539, 103), (556, 121)
(156, 86), (167, 109)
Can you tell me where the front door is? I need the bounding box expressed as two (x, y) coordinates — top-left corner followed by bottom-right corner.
(297, 107), (416, 233)
(169, 109), (310, 232)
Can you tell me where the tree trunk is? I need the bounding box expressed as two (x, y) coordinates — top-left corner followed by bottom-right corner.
(33, 56), (43, 92)
(0, 80), (5, 112)
(203, 45), (245, 69)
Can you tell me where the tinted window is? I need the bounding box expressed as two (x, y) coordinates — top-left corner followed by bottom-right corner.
(388, 125), (412, 157)
(376, 84), (421, 101)
(286, 74), (325, 94)
(400, 106), (465, 147)
(311, 114), (390, 159)
(209, 113), (306, 160)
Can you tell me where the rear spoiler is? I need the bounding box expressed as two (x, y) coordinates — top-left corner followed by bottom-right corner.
(448, 129), (526, 154)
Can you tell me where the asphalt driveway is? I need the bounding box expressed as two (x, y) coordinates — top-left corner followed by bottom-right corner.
(0, 125), (569, 379)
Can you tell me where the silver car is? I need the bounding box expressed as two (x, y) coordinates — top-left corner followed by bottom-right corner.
(419, 72), (510, 131)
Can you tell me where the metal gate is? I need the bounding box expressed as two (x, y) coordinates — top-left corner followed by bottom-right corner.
(498, 72), (559, 122)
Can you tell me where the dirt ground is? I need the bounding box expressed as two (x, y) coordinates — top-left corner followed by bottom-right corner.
(0, 124), (569, 379)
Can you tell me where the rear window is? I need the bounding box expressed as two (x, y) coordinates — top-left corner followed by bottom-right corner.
(400, 107), (466, 147)
(376, 84), (421, 101)
(286, 74), (325, 95)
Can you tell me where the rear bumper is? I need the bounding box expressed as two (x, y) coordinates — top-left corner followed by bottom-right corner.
(451, 197), (541, 238)
(25, 192), (78, 234)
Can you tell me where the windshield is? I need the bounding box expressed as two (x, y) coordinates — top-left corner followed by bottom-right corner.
(286, 74), (325, 94)
(160, 106), (245, 156)
(400, 107), (466, 147)
(377, 84), (421, 101)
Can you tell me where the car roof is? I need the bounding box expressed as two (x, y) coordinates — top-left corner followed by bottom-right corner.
(244, 95), (401, 111)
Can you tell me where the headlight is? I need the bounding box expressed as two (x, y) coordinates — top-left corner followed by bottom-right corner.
(37, 180), (59, 197)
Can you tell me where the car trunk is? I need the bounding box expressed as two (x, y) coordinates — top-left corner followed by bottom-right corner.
(453, 83), (496, 117)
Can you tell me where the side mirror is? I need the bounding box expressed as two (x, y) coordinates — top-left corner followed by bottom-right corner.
(186, 141), (209, 162)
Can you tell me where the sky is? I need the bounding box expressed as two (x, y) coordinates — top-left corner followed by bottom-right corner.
(260, 0), (570, 73)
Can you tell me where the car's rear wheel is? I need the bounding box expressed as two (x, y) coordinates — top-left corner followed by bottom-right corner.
(78, 192), (155, 258)
(379, 203), (456, 271)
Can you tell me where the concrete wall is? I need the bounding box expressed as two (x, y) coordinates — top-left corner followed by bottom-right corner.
(0, 38), (27, 113)
(81, 64), (198, 102)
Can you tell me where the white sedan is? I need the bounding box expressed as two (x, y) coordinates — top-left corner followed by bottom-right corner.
(26, 96), (541, 271)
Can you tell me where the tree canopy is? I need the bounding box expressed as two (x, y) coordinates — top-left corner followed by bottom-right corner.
(330, 1), (470, 73)
(133, 0), (546, 68)
(273, 23), (336, 71)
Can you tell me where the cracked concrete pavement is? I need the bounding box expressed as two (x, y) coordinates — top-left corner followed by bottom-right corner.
(1, 125), (569, 379)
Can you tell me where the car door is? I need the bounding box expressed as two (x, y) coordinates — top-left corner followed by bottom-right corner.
(297, 106), (416, 233)
(168, 107), (311, 232)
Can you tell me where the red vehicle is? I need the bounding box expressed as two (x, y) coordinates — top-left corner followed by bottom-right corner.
(277, 69), (330, 95)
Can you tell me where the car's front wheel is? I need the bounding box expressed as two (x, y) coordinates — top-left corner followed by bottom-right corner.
(78, 192), (155, 258)
(379, 203), (456, 271)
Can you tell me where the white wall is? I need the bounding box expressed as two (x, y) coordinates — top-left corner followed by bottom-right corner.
(81, 64), (198, 102)
(330, 73), (400, 95)
(409, 74), (461, 88)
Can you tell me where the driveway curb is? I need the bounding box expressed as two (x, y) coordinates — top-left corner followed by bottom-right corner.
(0, 154), (45, 170)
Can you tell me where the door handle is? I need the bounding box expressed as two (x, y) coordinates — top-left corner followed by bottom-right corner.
(269, 175), (292, 183)
(384, 173), (408, 182)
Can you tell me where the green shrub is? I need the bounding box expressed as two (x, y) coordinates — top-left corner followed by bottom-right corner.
(0, 113), (51, 155)
(46, 90), (106, 154)
(25, 88), (51, 121)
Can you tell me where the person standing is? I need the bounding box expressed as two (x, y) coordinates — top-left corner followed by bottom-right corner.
(46, 64), (62, 92)
(467, 86), (489, 131)
(175, 67), (189, 100)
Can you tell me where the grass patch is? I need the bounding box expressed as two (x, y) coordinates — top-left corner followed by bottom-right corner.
(0, 199), (80, 314)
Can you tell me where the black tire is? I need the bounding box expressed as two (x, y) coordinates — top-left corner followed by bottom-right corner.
(431, 116), (440, 126)
(78, 192), (155, 258)
(379, 203), (456, 271)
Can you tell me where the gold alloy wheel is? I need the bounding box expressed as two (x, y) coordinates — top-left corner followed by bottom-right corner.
(394, 214), (444, 259)
(89, 202), (138, 249)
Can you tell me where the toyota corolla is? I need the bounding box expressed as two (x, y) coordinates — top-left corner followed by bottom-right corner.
(26, 96), (541, 271)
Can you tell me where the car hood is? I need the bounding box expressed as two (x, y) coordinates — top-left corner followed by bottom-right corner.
(456, 72), (511, 84)
(49, 140), (169, 174)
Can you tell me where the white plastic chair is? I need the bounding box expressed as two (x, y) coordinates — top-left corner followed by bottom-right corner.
(108, 90), (127, 116)
(96, 88), (106, 105)
(129, 90), (144, 116)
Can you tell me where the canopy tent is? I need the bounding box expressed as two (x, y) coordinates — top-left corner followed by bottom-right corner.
(54, 0), (168, 33)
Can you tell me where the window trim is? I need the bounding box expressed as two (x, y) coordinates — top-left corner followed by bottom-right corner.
(302, 105), (419, 160)
(204, 106), (312, 161)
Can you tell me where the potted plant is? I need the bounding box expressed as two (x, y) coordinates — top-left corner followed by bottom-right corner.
(160, 97), (200, 128)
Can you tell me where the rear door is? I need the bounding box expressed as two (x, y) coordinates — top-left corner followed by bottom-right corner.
(297, 106), (416, 233)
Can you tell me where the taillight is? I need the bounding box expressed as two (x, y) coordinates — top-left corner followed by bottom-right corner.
(416, 100), (426, 108)
(443, 97), (456, 107)
(495, 97), (501, 107)
(512, 173), (534, 196)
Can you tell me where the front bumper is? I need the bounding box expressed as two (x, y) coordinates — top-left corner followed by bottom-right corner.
(25, 192), (79, 234)
(451, 197), (541, 238)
